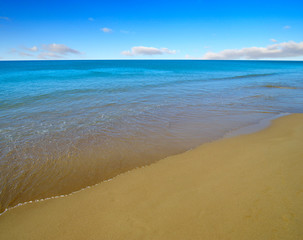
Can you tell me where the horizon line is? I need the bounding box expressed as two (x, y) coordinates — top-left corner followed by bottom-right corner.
(1, 59), (303, 62)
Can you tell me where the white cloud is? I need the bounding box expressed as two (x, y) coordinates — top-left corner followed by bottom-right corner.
(270, 39), (277, 43)
(202, 41), (303, 60)
(37, 52), (64, 59)
(19, 52), (34, 57)
(0, 16), (10, 21)
(9, 48), (34, 57)
(101, 27), (112, 33)
(88, 17), (94, 21)
(121, 46), (177, 56)
(284, 25), (291, 29)
(42, 43), (80, 55)
(26, 46), (39, 52)
(9, 43), (81, 59)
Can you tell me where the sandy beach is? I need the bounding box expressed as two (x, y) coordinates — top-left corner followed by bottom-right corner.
(0, 113), (302, 239)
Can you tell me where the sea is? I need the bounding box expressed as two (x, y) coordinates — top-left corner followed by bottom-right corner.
(0, 60), (302, 213)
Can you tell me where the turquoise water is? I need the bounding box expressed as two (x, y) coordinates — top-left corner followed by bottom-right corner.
(0, 60), (303, 212)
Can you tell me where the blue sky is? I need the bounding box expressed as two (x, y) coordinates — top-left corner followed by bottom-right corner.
(0, 0), (303, 60)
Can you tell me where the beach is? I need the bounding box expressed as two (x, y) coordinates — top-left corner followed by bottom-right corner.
(1, 113), (302, 239)
(1, 60), (303, 213)
(1, 0), (303, 237)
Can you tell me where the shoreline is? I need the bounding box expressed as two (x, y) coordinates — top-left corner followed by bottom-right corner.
(223, 112), (289, 138)
(0, 112), (281, 216)
(1, 113), (303, 239)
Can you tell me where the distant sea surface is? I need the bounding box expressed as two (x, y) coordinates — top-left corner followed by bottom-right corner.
(1, 60), (303, 212)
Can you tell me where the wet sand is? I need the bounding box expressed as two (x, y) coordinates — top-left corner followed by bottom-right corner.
(0, 113), (303, 240)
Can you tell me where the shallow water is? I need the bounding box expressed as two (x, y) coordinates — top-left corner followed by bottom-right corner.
(0, 60), (303, 212)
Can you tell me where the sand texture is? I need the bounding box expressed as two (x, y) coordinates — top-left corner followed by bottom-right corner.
(0, 114), (303, 240)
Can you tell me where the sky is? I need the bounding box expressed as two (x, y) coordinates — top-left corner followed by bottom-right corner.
(0, 0), (303, 60)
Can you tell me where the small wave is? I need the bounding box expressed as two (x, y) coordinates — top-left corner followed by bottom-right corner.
(229, 73), (276, 79)
(239, 95), (265, 100)
(0, 89), (100, 110)
(214, 73), (276, 81)
(262, 85), (298, 90)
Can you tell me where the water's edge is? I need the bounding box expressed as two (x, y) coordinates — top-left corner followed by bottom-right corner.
(223, 112), (290, 138)
(0, 112), (286, 216)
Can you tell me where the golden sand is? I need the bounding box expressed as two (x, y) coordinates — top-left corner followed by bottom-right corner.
(0, 114), (303, 240)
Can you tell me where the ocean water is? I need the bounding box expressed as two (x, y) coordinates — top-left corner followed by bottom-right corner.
(0, 60), (303, 212)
